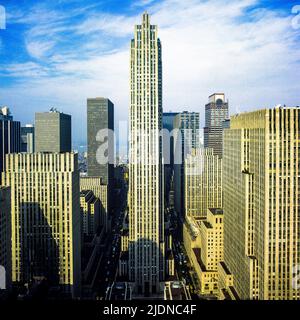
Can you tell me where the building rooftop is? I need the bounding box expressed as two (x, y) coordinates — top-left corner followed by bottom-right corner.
(80, 190), (91, 196)
(222, 287), (240, 300)
(193, 248), (206, 271)
(0, 107), (13, 120)
(209, 208), (223, 215)
(163, 112), (179, 115)
(202, 220), (213, 229)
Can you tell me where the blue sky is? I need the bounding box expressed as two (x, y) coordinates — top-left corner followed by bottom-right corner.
(0, 0), (300, 150)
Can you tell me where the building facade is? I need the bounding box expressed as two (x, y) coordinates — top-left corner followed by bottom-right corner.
(35, 110), (71, 153)
(223, 106), (300, 300)
(80, 177), (109, 233)
(162, 112), (179, 208)
(0, 186), (12, 291)
(2, 153), (81, 297)
(173, 112), (200, 218)
(183, 209), (238, 299)
(185, 148), (222, 218)
(204, 93), (229, 158)
(80, 190), (100, 237)
(87, 97), (114, 185)
(128, 12), (165, 295)
(0, 107), (21, 179)
(162, 112), (179, 168)
(21, 125), (35, 153)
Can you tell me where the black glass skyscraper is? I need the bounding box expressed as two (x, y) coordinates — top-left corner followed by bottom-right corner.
(86, 97), (114, 185)
(0, 107), (21, 179)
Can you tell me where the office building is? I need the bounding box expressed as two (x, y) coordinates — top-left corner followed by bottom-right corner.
(0, 186), (12, 290)
(35, 110), (71, 153)
(128, 12), (165, 295)
(183, 209), (238, 299)
(80, 177), (109, 232)
(80, 190), (100, 237)
(87, 97), (114, 185)
(223, 106), (300, 300)
(163, 112), (179, 168)
(0, 107), (21, 178)
(204, 93), (229, 157)
(2, 153), (81, 297)
(21, 124), (35, 153)
(173, 111), (200, 218)
(163, 112), (179, 207)
(185, 148), (222, 218)
(87, 98), (114, 228)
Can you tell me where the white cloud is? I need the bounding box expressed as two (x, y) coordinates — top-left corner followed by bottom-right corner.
(132, 0), (157, 8)
(26, 40), (56, 59)
(1, 62), (49, 77)
(74, 13), (135, 37)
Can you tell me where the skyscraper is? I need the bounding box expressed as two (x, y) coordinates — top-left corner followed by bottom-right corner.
(183, 209), (225, 296)
(173, 111), (200, 218)
(0, 107), (21, 179)
(185, 148), (222, 218)
(21, 124), (35, 153)
(35, 110), (71, 153)
(204, 93), (229, 157)
(223, 106), (300, 300)
(0, 186), (12, 291)
(128, 12), (165, 295)
(2, 153), (81, 298)
(163, 112), (179, 168)
(80, 190), (100, 237)
(162, 112), (179, 207)
(86, 98), (114, 233)
(80, 177), (108, 232)
(87, 97), (114, 185)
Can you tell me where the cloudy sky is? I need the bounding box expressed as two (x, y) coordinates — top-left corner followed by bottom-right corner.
(0, 0), (300, 148)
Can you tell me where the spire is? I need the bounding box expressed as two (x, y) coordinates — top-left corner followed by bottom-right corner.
(142, 11), (150, 26)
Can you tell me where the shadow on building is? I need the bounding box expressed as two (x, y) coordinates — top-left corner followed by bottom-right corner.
(16, 203), (73, 300)
(128, 238), (165, 298)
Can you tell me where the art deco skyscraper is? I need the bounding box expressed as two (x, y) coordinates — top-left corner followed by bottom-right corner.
(2, 153), (81, 298)
(223, 106), (300, 300)
(185, 148), (222, 218)
(128, 12), (164, 295)
(0, 186), (12, 291)
(173, 111), (200, 218)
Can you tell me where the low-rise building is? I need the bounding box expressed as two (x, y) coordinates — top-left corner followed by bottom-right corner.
(183, 209), (238, 299)
(80, 190), (100, 237)
(80, 177), (109, 232)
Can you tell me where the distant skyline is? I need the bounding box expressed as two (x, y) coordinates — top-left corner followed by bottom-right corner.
(0, 0), (300, 147)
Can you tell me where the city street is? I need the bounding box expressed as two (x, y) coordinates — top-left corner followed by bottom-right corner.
(94, 187), (127, 299)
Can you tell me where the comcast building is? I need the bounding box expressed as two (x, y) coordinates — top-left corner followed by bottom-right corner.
(128, 13), (165, 296)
